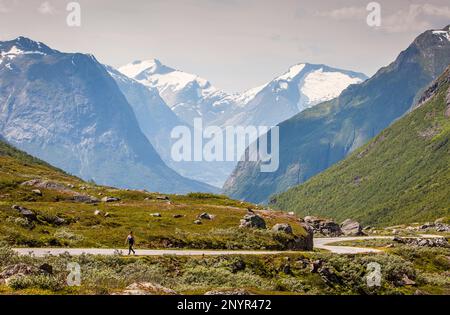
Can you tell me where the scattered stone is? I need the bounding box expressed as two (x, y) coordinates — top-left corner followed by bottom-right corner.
(205, 289), (253, 295)
(21, 179), (69, 192)
(194, 220), (202, 225)
(393, 237), (449, 248)
(151, 213), (162, 218)
(310, 260), (323, 273)
(173, 214), (183, 219)
(239, 214), (266, 229)
(12, 205), (37, 222)
(32, 189), (42, 196)
(94, 210), (102, 216)
(0, 263), (38, 281)
(271, 223), (293, 234)
(72, 195), (100, 204)
(288, 212), (295, 216)
(156, 195), (170, 201)
(340, 219), (365, 236)
(101, 196), (120, 203)
(114, 282), (177, 295)
(436, 223), (450, 232)
(39, 263), (53, 275)
(104, 212), (111, 218)
(198, 212), (214, 220)
(400, 274), (416, 286)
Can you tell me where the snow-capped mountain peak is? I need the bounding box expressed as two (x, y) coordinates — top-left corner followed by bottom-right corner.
(432, 25), (450, 42)
(277, 63), (306, 81)
(119, 59), (224, 126)
(0, 36), (57, 56)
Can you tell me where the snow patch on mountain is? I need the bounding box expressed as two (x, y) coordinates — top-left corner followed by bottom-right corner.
(300, 69), (364, 109)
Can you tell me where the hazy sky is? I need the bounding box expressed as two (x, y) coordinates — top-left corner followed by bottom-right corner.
(1, 0), (450, 93)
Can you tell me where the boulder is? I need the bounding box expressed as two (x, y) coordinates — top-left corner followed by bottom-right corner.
(204, 289), (253, 295)
(194, 220), (202, 225)
(304, 216), (342, 236)
(101, 196), (120, 203)
(393, 237), (449, 248)
(271, 223), (293, 234)
(340, 219), (365, 236)
(300, 223), (314, 251)
(114, 282), (177, 295)
(32, 189), (42, 196)
(94, 210), (102, 216)
(198, 212), (214, 220)
(151, 213), (162, 218)
(239, 214), (266, 229)
(21, 179), (69, 192)
(0, 263), (38, 281)
(12, 205), (37, 222)
(156, 195), (170, 201)
(173, 214), (183, 219)
(39, 263), (53, 275)
(72, 195), (100, 204)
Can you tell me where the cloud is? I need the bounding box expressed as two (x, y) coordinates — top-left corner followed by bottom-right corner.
(314, 4), (450, 33)
(382, 4), (450, 33)
(314, 6), (366, 21)
(38, 1), (56, 15)
(0, 0), (13, 13)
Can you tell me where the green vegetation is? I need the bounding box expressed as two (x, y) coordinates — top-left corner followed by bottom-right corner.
(0, 244), (448, 295)
(272, 68), (450, 226)
(0, 139), (307, 250)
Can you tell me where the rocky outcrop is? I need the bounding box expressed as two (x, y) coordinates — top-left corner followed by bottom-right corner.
(11, 205), (37, 222)
(101, 197), (121, 203)
(393, 237), (449, 248)
(205, 289), (253, 295)
(340, 219), (365, 236)
(304, 216), (342, 236)
(271, 223), (293, 234)
(113, 282), (177, 295)
(198, 213), (215, 220)
(239, 214), (266, 229)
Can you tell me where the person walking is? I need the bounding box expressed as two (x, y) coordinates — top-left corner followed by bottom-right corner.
(125, 231), (136, 255)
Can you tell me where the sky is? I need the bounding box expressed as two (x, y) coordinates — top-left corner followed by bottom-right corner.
(0, 0), (450, 93)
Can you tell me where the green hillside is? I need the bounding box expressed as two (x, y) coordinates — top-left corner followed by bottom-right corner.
(0, 139), (308, 250)
(271, 67), (450, 226)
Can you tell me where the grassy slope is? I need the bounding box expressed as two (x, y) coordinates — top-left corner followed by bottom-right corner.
(272, 70), (450, 226)
(0, 140), (307, 249)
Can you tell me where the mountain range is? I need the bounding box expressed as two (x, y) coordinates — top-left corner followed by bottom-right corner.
(118, 59), (366, 186)
(223, 25), (450, 204)
(119, 60), (367, 129)
(0, 37), (216, 194)
(271, 64), (450, 226)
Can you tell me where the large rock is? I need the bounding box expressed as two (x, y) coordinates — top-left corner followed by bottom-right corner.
(198, 212), (215, 220)
(114, 282), (177, 295)
(101, 196), (121, 203)
(11, 205), (37, 222)
(239, 214), (266, 229)
(0, 263), (38, 283)
(300, 223), (314, 251)
(393, 237), (449, 248)
(340, 219), (365, 236)
(205, 289), (253, 295)
(272, 223), (293, 234)
(304, 216), (342, 236)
